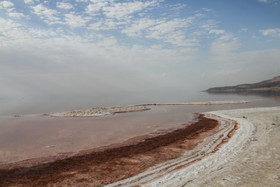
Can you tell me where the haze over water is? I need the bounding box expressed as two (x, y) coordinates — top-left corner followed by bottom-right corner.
(1, 2), (280, 182)
(0, 92), (278, 164)
(1, 0), (280, 117)
(0, 90), (279, 116)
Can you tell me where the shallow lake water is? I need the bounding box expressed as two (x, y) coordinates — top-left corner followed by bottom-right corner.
(0, 92), (279, 164)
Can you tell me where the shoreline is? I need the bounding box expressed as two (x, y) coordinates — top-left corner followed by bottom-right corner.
(136, 106), (280, 186)
(0, 114), (220, 186)
(0, 106), (278, 186)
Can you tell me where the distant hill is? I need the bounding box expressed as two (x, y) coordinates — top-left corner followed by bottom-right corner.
(205, 76), (280, 94)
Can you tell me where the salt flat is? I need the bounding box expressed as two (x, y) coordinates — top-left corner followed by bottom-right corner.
(138, 107), (280, 186)
(0, 105), (279, 186)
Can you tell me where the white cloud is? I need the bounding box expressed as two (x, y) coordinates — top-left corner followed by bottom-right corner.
(64, 13), (89, 27)
(121, 18), (157, 37)
(260, 28), (280, 38)
(89, 19), (125, 30)
(32, 4), (60, 24)
(149, 19), (190, 34)
(209, 29), (225, 35)
(86, 1), (108, 15)
(28, 28), (57, 38)
(0, 17), (19, 29)
(56, 2), (73, 10)
(103, 1), (157, 20)
(0, 1), (14, 8)
(122, 13), (212, 47)
(24, 0), (34, 4)
(7, 0), (212, 49)
(0, 1), (27, 20)
(0, 17), (58, 45)
(210, 34), (241, 60)
(0, 22), (199, 108)
(0, 18), (21, 39)
(146, 18), (198, 47)
(1, 1), (280, 115)
(219, 34), (236, 42)
(88, 21), (105, 30)
(8, 12), (25, 18)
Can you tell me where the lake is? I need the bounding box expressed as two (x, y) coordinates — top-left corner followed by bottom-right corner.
(0, 91), (279, 164)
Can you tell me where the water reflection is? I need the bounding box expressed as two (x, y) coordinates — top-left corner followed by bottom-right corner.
(0, 91), (280, 116)
(206, 91), (280, 102)
(0, 93), (279, 164)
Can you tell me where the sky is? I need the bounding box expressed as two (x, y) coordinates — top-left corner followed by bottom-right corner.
(0, 0), (280, 113)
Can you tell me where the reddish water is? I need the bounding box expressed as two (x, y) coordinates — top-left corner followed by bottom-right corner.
(0, 115), (220, 187)
(0, 96), (278, 165)
(0, 106), (194, 164)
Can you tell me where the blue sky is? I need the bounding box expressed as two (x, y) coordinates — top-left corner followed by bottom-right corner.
(0, 0), (280, 109)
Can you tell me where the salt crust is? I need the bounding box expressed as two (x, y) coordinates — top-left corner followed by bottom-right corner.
(107, 106), (280, 187)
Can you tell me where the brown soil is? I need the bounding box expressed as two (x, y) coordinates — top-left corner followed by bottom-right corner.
(0, 115), (219, 187)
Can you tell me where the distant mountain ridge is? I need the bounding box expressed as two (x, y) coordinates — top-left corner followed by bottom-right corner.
(206, 76), (280, 93)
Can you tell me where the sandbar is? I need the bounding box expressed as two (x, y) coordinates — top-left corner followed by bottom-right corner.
(48, 100), (247, 117)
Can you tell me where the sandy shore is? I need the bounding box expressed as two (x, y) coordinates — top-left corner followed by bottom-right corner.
(0, 106), (279, 186)
(189, 107), (280, 187)
(119, 106), (280, 187)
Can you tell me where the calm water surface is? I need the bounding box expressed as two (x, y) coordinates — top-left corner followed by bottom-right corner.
(0, 92), (279, 164)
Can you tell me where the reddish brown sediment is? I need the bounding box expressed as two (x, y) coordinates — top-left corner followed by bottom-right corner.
(141, 107), (280, 187)
(211, 120), (238, 153)
(0, 115), (221, 187)
(155, 118), (238, 174)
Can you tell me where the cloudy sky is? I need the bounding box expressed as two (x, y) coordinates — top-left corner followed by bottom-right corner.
(0, 0), (280, 113)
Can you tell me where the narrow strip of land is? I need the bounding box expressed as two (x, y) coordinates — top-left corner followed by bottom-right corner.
(49, 100), (247, 117)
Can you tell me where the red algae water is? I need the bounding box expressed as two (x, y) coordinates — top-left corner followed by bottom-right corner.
(0, 106), (192, 164)
(0, 95), (279, 165)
